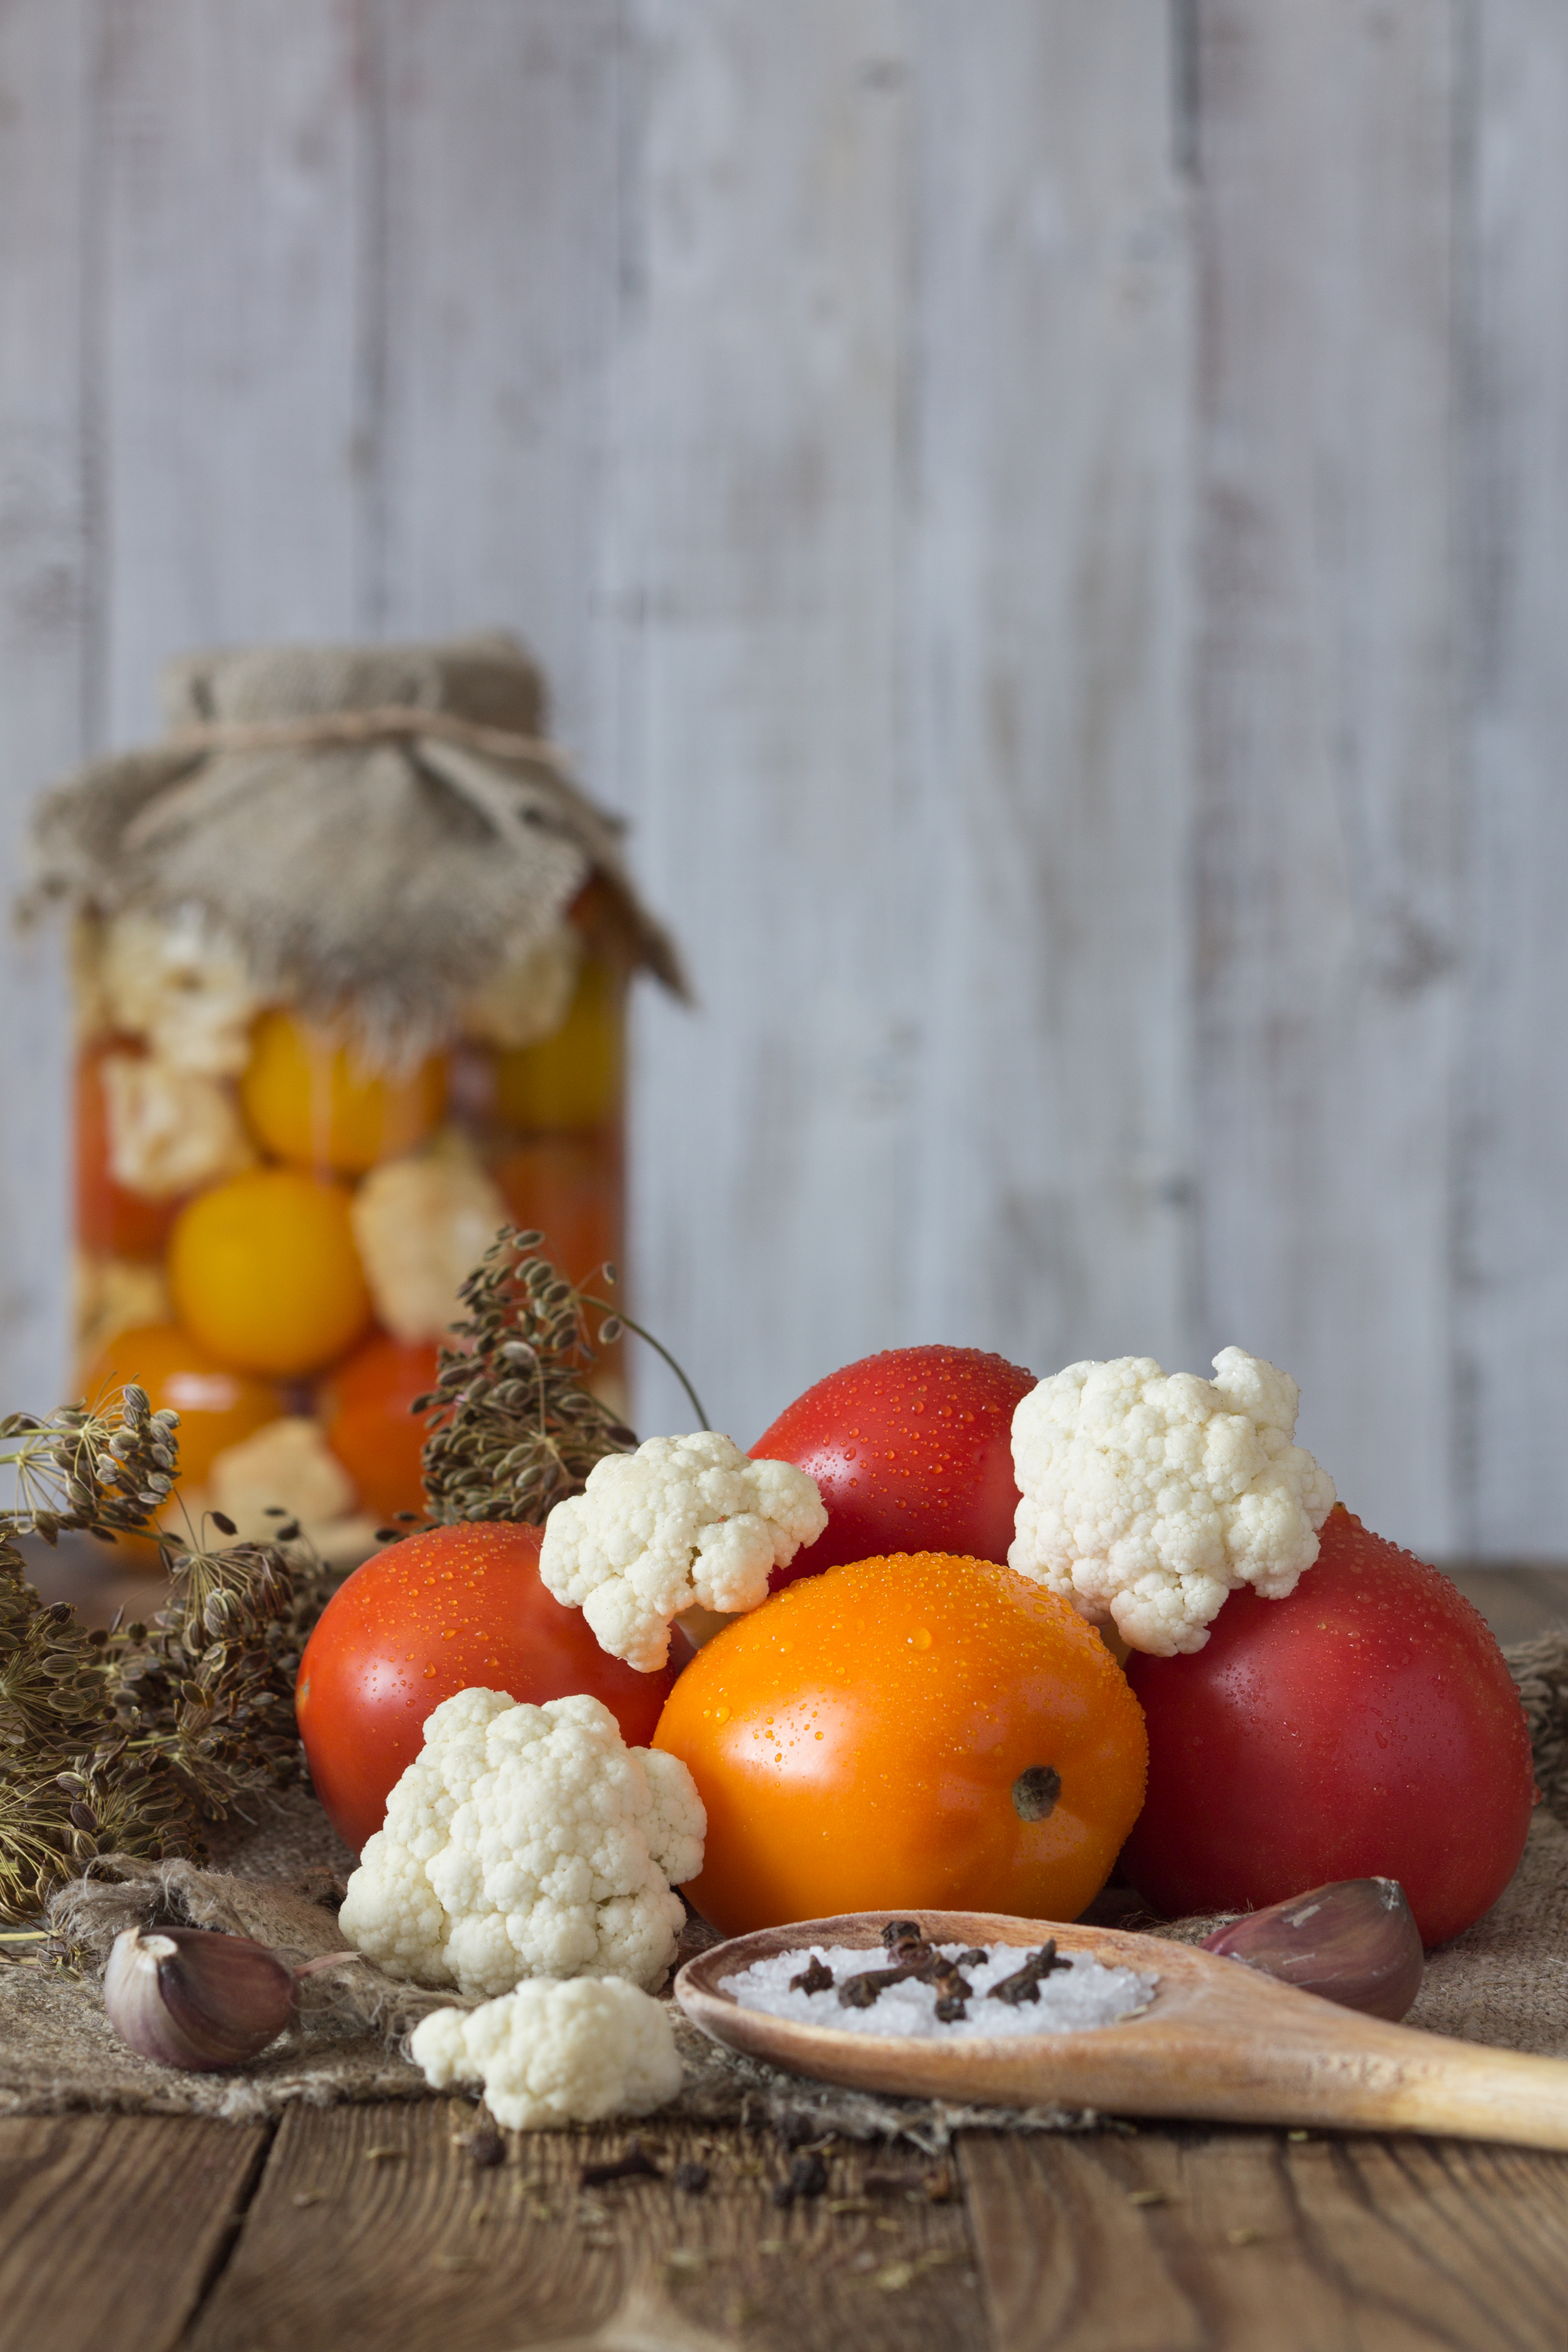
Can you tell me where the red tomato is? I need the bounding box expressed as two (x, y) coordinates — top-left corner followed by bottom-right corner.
(494, 1135), (621, 1286)
(750, 1344), (1035, 1588)
(1121, 1507), (1537, 1947)
(296, 1521), (680, 1853)
(75, 1043), (181, 1261)
(321, 1332), (440, 1520)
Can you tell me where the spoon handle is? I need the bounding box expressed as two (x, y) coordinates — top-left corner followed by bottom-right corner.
(1036, 2000), (1568, 2150)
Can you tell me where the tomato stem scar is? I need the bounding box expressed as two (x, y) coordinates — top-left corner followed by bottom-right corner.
(1012, 1765), (1062, 1821)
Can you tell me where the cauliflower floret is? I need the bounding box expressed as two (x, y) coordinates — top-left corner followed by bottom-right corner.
(99, 910), (259, 1075)
(409, 1977), (681, 2130)
(338, 1688), (705, 1999)
(351, 1148), (508, 1343)
(207, 1415), (363, 1554)
(100, 1053), (255, 1198)
(539, 1432), (829, 1672)
(1009, 1347), (1336, 1658)
(459, 921), (581, 1050)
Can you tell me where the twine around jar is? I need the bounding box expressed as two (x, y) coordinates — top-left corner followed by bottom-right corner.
(164, 706), (579, 789)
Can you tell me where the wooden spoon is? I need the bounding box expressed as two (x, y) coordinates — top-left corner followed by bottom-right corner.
(675, 1909), (1568, 2150)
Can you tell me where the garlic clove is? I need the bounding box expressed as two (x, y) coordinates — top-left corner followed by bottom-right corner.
(103, 1925), (300, 2070)
(1202, 1877), (1425, 2021)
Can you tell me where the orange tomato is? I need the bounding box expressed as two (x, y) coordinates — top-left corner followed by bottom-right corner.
(321, 1332), (440, 1520)
(494, 1135), (620, 1284)
(654, 1553), (1147, 1937)
(74, 1044), (180, 1261)
(169, 1168), (373, 1377)
(240, 1009), (447, 1175)
(491, 958), (622, 1134)
(80, 1323), (284, 1486)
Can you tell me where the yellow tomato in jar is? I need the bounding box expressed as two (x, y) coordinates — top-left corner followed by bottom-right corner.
(654, 1552), (1148, 1937)
(492, 958), (622, 1134)
(169, 1169), (373, 1377)
(240, 1010), (446, 1175)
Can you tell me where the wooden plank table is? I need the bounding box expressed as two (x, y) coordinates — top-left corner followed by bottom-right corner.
(5, 1565), (1564, 2352)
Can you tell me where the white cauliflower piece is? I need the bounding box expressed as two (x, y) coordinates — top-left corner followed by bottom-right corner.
(100, 910), (259, 1075)
(208, 1415), (353, 1533)
(351, 1149), (508, 1343)
(100, 1053), (255, 1198)
(460, 921), (581, 1049)
(409, 1978), (681, 2130)
(1009, 1348), (1336, 1658)
(74, 1256), (171, 1367)
(338, 1688), (705, 1997)
(540, 1432), (829, 1673)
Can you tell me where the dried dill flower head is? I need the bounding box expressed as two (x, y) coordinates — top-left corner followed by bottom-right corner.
(100, 1513), (343, 1826)
(417, 1228), (640, 1526)
(0, 1385), (178, 1544)
(0, 1535), (192, 1920)
(0, 1492), (344, 1924)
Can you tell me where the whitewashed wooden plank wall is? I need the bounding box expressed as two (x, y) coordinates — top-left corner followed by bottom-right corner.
(0, 0), (1563, 1557)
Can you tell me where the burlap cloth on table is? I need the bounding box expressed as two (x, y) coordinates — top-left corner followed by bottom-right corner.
(2, 1632), (1564, 2149)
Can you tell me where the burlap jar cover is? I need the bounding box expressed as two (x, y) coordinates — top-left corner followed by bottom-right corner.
(0, 1632), (1561, 2145)
(30, 634), (682, 1554)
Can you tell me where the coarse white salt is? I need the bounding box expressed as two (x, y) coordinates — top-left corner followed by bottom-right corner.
(719, 1943), (1157, 2040)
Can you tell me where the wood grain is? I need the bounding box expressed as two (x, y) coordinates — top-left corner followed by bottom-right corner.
(94, 0), (366, 744)
(0, 0), (90, 1418)
(4, 5), (1568, 1558)
(962, 2126), (1568, 2352)
(0, 2111), (267, 2352)
(904, 0), (1195, 1379)
(608, 0), (919, 1442)
(1454, 0), (1568, 1557)
(1192, 1), (1463, 1556)
(185, 2102), (984, 2352)
(372, 0), (622, 778)
(1444, 1566), (1568, 1646)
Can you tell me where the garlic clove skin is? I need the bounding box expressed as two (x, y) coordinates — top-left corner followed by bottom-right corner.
(104, 1925), (300, 2070)
(1202, 1877), (1425, 2021)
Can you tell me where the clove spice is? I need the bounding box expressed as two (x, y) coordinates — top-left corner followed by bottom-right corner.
(987, 1941), (1070, 2006)
(580, 2139), (663, 2187)
(789, 1955), (834, 1996)
(839, 1925), (978, 2019)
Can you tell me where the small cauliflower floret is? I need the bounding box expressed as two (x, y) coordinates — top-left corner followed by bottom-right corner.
(459, 921), (581, 1050)
(100, 1053), (255, 1199)
(409, 1977), (681, 2130)
(1009, 1347), (1336, 1659)
(99, 910), (259, 1075)
(539, 1432), (829, 1673)
(338, 1688), (705, 1999)
(350, 1149), (508, 1343)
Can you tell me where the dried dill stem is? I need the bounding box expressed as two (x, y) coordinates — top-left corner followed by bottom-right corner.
(99, 1514), (340, 1831)
(417, 1228), (639, 1526)
(0, 1536), (191, 1921)
(0, 1392), (343, 1926)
